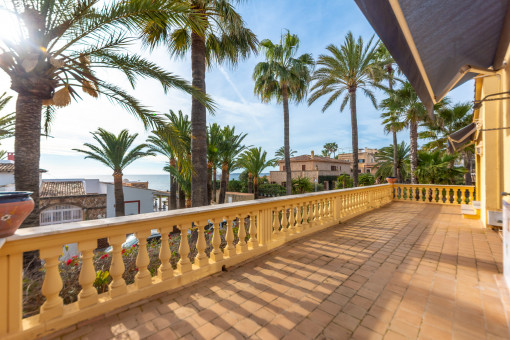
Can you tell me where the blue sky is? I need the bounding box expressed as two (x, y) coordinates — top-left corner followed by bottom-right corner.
(0, 0), (474, 178)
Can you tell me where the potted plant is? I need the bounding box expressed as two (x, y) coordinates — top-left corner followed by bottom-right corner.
(0, 191), (34, 238)
(386, 177), (398, 184)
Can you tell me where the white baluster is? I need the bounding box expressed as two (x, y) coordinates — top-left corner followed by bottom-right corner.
(177, 224), (192, 273)
(108, 234), (127, 298)
(78, 240), (98, 308)
(158, 227), (173, 280)
(196, 221), (209, 267)
(210, 219), (223, 262)
(39, 247), (63, 321)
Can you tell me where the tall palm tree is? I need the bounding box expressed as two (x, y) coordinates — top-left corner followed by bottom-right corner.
(207, 123), (222, 203)
(147, 120), (185, 210)
(420, 102), (473, 184)
(274, 146), (296, 162)
(74, 129), (154, 216)
(0, 0), (212, 227)
(142, 0), (258, 207)
(239, 147), (275, 198)
(308, 32), (378, 187)
(218, 125), (247, 203)
(416, 150), (465, 185)
(0, 92), (15, 141)
(253, 31), (314, 195)
(323, 142), (338, 158)
(374, 142), (410, 182)
(379, 98), (406, 179)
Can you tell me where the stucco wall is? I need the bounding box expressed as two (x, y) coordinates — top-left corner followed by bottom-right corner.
(102, 183), (154, 217)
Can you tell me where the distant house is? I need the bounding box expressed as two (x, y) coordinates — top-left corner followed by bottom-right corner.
(269, 151), (351, 188)
(337, 147), (379, 174)
(0, 159), (46, 192)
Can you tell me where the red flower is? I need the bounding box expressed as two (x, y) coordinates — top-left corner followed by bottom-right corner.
(74, 262), (79, 266)
(121, 249), (126, 254)
(132, 244), (136, 248)
(135, 268), (139, 271)
(66, 259), (72, 265)
(100, 254), (109, 259)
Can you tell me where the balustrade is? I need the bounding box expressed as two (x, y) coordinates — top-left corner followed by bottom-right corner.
(392, 184), (475, 205)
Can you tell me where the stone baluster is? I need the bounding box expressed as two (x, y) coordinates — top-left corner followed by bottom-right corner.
(210, 219), (223, 262)
(39, 247), (64, 321)
(78, 240), (99, 308)
(295, 203), (303, 233)
(224, 217), (236, 257)
(302, 202), (309, 229)
(177, 224), (192, 273)
(158, 227), (173, 280)
(108, 234), (127, 298)
(318, 199), (324, 222)
(237, 215), (248, 253)
(272, 209), (279, 239)
(281, 206), (288, 235)
(135, 230), (152, 288)
(248, 212), (258, 248)
(196, 221), (210, 267)
(313, 200), (319, 224)
(288, 204), (296, 234)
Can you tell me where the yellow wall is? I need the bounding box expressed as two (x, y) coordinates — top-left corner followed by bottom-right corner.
(475, 63), (510, 226)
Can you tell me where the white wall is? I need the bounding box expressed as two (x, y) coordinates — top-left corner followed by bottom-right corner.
(0, 173), (14, 191)
(103, 183), (154, 218)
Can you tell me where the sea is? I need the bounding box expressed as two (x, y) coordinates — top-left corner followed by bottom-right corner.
(44, 173), (269, 192)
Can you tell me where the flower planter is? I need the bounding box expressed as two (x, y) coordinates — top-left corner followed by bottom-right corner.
(0, 191), (34, 238)
(386, 177), (398, 184)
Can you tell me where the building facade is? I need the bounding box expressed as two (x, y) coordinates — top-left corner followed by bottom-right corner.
(337, 147), (379, 174)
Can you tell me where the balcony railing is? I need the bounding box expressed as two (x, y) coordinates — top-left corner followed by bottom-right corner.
(392, 183), (476, 205)
(0, 183), (474, 339)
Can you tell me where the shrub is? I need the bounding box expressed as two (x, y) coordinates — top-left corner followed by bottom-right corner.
(336, 174), (353, 189)
(258, 183), (286, 197)
(358, 173), (375, 186)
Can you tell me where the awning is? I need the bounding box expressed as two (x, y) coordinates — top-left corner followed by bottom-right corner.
(447, 122), (477, 153)
(355, 0), (510, 114)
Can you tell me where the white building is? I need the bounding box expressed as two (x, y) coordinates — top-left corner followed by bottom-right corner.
(0, 159), (46, 192)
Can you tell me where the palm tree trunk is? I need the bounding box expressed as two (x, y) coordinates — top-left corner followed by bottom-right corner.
(219, 162), (228, 204)
(15, 94), (42, 228)
(212, 167), (217, 203)
(248, 172), (253, 193)
(409, 120), (418, 184)
(463, 151), (473, 185)
(169, 158), (177, 210)
(254, 176), (259, 199)
(282, 85), (292, 195)
(177, 164), (185, 208)
(392, 129), (398, 179)
(207, 161), (213, 204)
(113, 171), (125, 216)
(190, 30), (208, 207)
(349, 88), (359, 187)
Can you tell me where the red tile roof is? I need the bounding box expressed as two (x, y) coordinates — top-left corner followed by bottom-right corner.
(40, 181), (86, 197)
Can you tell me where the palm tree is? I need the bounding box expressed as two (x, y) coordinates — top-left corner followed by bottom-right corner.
(142, 0), (258, 207)
(207, 123), (222, 203)
(0, 93), (15, 141)
(292, 177), (313, 194)
(374, 142), (410, 182)
(274, 146), (296, 162)
(147, 119), (185, 210)
(0, 0), (212, 227)
(323, 142), (338, 158)
(239, 147), (275, 198)
(416, 151), (465, 185)
(379, 98), (406, 179)
(253, 31), (314, 195)
(420, 102), (473, 184)
(74, 129), (154, 216)
(218, 126), (247, 203)
(308, 32), (379, 187)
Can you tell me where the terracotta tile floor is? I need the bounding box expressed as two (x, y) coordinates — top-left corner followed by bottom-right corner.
(52, 203), (510, 340)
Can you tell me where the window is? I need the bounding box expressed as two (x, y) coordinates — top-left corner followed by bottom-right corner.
(367, 169), (371, 173)
(331, 166), (337, 171)
(359, 159), (365, 163)
(302, 165), (306, 171)
(283, 166), (285, 171)
(358, 169), (361, 173)
(282, 182), (286, 187)
(40, 205), (83, 225)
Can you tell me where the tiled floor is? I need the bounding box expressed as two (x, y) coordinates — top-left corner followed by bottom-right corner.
(53, 203), (510, 339)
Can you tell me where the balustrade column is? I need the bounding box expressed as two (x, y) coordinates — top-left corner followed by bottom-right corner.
(248, 213), (258, 248)
(210, 219), (223, 262)
(281, 206), (288, 236)
(39, 247), (64, 321)
(135, 230), (152, 288)
(158, 227), (173, 280)
(295, 204), (303, 233)
(78, 240), (99, 308)
(237, 215), (248, 253)
(301, 203), (309, 230)
(272, 208), (279, 239)
(177, 225), (192, 273)
(196, 222), (210, 267)
(288, 204), (296, 234)
(224, 217), (236, 257)
(108, 234), (127, 297)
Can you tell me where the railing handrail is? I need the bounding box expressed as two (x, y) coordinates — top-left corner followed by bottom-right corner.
(2, 184), (390, 244)
(392, 183), (475, 188)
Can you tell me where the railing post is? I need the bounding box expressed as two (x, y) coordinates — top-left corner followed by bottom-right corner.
(135, 230), (152, 289)
(78, 240), (99, 308)
(0, 252), (22, 335)
(108, 234), (128, 297)
(210, 218), (223, 262)
(158, 226), (174, 280)
(40, 247), (64, 321)
(259, 208), (271, 246)
(177, 224), (192, 273)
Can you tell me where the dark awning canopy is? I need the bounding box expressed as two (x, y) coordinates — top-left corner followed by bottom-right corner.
(355, 0), (510, 113)
(447, 122), (477, 153)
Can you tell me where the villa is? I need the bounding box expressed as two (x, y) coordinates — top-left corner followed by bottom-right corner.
(337, 147), (379, 174)
(269, 151), (351, 189)
(2, 1), (510, 340)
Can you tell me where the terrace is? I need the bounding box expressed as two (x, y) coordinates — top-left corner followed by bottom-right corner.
(1, 183), (508, 339)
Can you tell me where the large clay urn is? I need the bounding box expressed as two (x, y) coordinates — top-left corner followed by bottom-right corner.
(386, 177), (398, 184)
(0, 192), (34, 238)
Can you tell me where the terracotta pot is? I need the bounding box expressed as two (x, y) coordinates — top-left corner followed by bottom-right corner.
(0, 191), (34, 238)
(386, 177), (398, 184)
